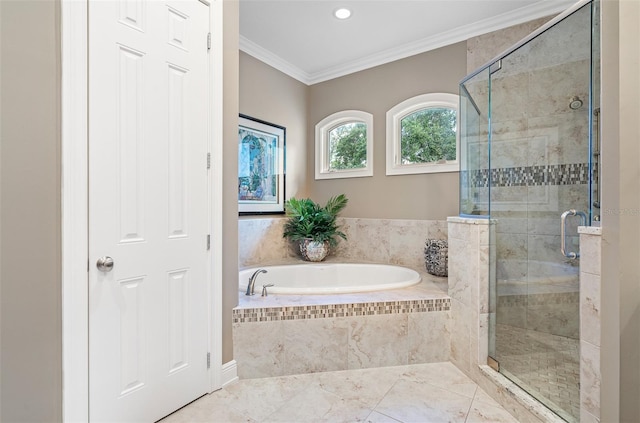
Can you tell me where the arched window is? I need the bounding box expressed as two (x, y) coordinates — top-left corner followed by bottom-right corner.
(315, 110), (373, 180)
(386, 93), (459, 175)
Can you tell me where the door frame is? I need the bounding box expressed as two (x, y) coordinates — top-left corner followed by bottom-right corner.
(60, 1), (225, 421)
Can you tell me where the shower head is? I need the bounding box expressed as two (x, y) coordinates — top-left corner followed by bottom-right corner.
(569, 96), (583, 110)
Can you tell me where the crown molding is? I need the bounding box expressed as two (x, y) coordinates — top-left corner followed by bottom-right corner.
(239, 35), (312, 84)
(240, 0), (576, 86)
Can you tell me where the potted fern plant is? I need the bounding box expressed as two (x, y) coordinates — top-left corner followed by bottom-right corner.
(283, 194), (348, 261)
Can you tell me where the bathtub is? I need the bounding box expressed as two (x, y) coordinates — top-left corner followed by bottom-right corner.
(238, 263), (421, 295)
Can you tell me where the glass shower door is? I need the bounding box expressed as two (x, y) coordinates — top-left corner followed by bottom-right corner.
(488, 3), (594, 422)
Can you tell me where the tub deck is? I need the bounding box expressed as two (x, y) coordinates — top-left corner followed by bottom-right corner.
(234, 261), (449, 323)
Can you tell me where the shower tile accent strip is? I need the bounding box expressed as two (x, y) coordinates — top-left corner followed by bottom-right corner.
(466, 162), (590, 188)
(232, 298), (451, 323)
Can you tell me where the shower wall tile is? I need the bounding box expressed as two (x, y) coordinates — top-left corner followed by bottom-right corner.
(449, 297), (472, 375)
(495, 233), (528, 263)
(527, 234), (565, 265)
(580, 340), (601, 420)
(528, 61), (590, 119)
(528, 114), (590, 166)
(527, 211), (559, 236)
(580, 231), (601, 276)
(496, 297), (527, 330)
(474, 313), (490, 366)
(527, 302), (579, 339)
(447, 218), (494, 380)
(580, 272), (601, 347)
(579, 228), (601, 422)
(477, 245), (492, 314)
(448, 236), (472, 303)
(491, 186), (528, 205)
(466, 16), (551, 72)
(494, 212), (528, 235)
(489, 73), (530, 122)
(526, 6), (591, 69)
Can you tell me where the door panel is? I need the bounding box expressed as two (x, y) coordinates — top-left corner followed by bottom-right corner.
(88, 1), (210, 421)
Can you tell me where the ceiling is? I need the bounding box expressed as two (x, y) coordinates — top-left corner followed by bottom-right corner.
(239, 0), (575, 85)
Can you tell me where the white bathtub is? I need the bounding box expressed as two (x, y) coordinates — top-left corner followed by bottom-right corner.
(238, 263), (421, 295)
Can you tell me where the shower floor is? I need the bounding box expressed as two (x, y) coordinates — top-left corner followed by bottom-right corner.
(494, 323), (580, 423)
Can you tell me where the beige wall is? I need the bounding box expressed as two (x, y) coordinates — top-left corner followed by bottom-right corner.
(601, 0), (640, 421)
(308, 43), (466, 220)
(240, 52), (309, 201)
(222, 0), (240, 365)
(0, 1), (63, 421)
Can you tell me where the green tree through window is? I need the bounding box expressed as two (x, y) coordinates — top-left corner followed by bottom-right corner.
(329, 122), (367, 170)
(400, 108), (456, 164)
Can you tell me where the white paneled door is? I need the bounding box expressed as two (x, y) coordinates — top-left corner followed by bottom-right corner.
(88, 1), (210, 421)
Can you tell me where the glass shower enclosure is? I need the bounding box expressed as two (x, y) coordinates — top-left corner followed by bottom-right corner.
(459, 1), (599, 421)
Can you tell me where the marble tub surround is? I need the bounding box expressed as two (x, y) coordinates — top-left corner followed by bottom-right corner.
(579, 226), (601, 423)
(238, 217), (294, 266)
(159, 362), (519, 423)
(233, 270), (451, 379)
(238, 217), (447, 269)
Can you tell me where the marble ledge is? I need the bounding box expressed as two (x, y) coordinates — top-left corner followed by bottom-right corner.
(578, 226), (602, 236)
(478, 365), (566, 423)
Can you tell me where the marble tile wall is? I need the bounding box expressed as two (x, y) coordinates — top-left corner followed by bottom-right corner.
(239, 217), (448, 269)
(448, 217), (568, 423)
(447, 217), (494, 377)
(579, 227), (601, 423)
(232, 305), (451, 379)
(463, 4), (593, 314)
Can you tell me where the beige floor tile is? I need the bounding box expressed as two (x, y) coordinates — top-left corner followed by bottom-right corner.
(373, 378), (473, 423)
(159, 362), (521, 423)
(262, 383), (372, 423)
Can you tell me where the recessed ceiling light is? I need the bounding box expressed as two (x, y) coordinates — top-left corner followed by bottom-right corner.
(334, 8), (352, 20)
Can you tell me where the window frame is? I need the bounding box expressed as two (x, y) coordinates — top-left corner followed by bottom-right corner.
(386, 93), (460, 175)
(315, 110), (374, 180)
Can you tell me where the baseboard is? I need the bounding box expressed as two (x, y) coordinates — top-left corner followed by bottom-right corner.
(221, 360), (239, 387)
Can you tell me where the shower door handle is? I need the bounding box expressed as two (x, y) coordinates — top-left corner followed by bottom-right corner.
(561, 209), (587, 259)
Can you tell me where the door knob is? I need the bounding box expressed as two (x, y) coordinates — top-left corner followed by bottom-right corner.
(96, 256), (114, 272)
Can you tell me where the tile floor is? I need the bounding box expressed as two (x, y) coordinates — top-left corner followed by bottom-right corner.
(160, 362), (519, 423)
(495, 324), (579, 423)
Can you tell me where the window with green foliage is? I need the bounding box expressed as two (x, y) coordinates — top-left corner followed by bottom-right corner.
(386, 93), (459, 175)
(315, 110), (373, 180)
(329, 122), (367, 170)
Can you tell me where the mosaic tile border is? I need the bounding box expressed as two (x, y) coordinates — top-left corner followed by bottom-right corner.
(233, 298), (451, 323)
(464, 162), (590, 188)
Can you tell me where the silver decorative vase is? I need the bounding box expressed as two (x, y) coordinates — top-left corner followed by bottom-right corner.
(424, 239), (448, 277)
(299, 239), (330, 262)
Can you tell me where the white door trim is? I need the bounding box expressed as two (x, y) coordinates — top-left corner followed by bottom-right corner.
(60, 1), (224, 420)
(61, 0), (88, 420)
